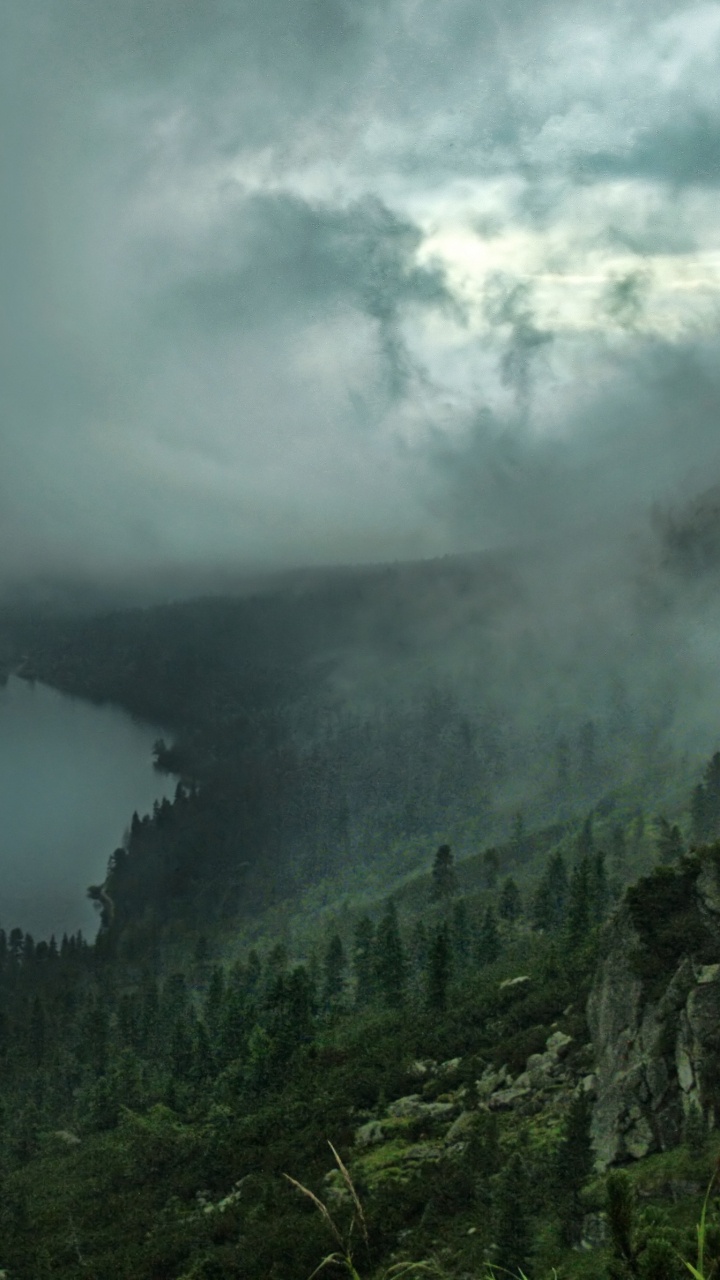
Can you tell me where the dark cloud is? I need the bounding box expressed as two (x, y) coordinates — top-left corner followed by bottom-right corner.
(581, 112), (720, 188)
(1, 0), (720, 590)
(602, 271), (652, 329)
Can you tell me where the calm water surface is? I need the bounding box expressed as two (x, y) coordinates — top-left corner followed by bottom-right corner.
(0, 676), (176, 939)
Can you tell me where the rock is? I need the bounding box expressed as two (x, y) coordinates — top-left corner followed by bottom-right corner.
(386, 1095), (456, 1122)
(581, 1212), (609, 1251)
(624, 1113), (654, 1159)
(587, 872), (720, 1170)
(476, 1064), (511, 1099)
(488, 1085), (531, 1111)
(52, 1129), (81, 1146)
(697, 858), (720, 917)
(407, 1059), (438, 1080)
(355, 1120), (387, 1147)
(676, 1045), (694, 1093)
(437, 1057), (463, 1076)
(546, 1030), (573, 1057)
(444, 1111), (478, 1144)
(499, 975), (531, 992)
(323, 1168), (352, 1206)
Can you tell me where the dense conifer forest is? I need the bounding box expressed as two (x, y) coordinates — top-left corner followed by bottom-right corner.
(1, 570), (720, 1278)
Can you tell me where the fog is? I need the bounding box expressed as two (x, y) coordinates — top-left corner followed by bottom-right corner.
(0, 677), (175, 939)
(2, 0), (720, 882)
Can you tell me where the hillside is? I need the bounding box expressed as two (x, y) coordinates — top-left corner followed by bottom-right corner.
(1, 568), (720, 1277)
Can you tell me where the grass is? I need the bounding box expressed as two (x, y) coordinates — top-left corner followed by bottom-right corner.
(285, 1141), (446, 1280)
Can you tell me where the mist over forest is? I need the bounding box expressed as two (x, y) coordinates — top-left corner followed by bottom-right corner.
(4, 0), (720, 1275)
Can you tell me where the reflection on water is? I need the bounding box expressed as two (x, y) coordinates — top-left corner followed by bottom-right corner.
(0, 676), (175, 939)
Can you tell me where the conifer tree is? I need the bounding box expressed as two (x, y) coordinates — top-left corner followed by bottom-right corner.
(352, 915), (376, 1008)
(656, 817), (684, 864)
(28, 996), (46, 1068)
(204, 965), (226, 1042)
(482, 847), (500, 890)
(321, 933), (347, 1010)
(451, 898), (470, 969)
(703, 752), (720, 839)
(493, 1151), (532, 1277)
(691, 783), (709, 845)
(532, 851), (568, 932)
(553, 1092), (593, 1245)
(192, 1019), (215, 1083)
(589, 849), (609, 923)
(565, 856), (591, 951)
(170, 1017), (194, 1080)
(631, 809), (646, 858)
(577, 812), (594, 858)
(511, 813), (525, 860)
(430, 844), (457, 902)
(409, 917), (429, 971)
(476, 906), (501, 966)
(426, 925), (451, 1012)
(498, 876), (522, 922)
(374, 899), (406, 1008)
(610, 823), (627, 875)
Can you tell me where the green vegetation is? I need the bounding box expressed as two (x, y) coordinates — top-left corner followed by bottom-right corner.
(0, 588), (719, 1277)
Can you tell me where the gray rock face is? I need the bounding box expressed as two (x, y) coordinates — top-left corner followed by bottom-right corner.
(588, 880), (720, 1169)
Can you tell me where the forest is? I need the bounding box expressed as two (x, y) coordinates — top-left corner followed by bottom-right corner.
(0, 564), (720, 1278)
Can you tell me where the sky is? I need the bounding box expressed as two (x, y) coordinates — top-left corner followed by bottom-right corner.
(2, 0), (720, 588)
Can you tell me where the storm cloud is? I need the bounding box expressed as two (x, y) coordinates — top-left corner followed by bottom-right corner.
(2, 0), (720, 589)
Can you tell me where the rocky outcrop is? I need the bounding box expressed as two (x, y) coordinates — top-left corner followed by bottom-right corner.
(587, 855), (720, 1169)
(345, 1030), (585, 1199)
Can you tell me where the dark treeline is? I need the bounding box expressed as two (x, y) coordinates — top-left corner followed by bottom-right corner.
(2, 569), (690, 947)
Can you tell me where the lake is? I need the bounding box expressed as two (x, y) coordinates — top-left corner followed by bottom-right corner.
(0, 675), (176, 939)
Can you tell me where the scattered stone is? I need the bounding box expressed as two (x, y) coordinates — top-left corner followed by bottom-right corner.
(546, 1030), (573, 1057)
(444, 1111), (478, 1144)
(581, 1212), (609, 1250)
(437, 1056), (463, 1076)
(407, 1059), (438, 1080)
(488, 1084), (531, 1111)
(624, 1113), (654, 1159)
(52, 1130), (81, 1146)
(386, 1095), (456, 1122)
(355, 1120), (387, 1147)
(476, 1065), (511, 1099)
(499, 975), (531, 992)
(324, 1168), (352, 1206)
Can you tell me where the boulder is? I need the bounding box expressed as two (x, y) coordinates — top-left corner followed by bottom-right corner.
(476, 1064), (511, 1099)
(444, 1110), (478, 1144)
(386, 1095), (456, 1122)
(406, 1059), (438, 1080)
(355, 1120), (387, 1147)
(546, 1030), (573, 1057)
(437, 1056), (463, 1077)
(488, 1084), (531, 1111)
(499, 975), (531, 992)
